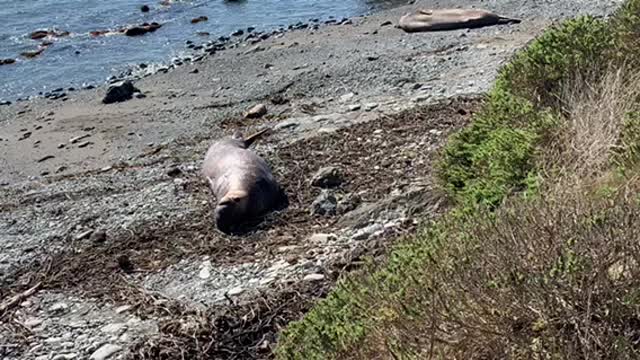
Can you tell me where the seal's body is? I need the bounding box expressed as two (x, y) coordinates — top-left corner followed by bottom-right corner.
(202, 129), (286, 233)
(399, 9), (520, 33)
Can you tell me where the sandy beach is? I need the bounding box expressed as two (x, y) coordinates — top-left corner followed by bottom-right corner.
(0, 0), (621, 358)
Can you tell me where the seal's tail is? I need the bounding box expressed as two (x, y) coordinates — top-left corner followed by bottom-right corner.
(243, 127), (272, 148)
(497, 16), (522, 25)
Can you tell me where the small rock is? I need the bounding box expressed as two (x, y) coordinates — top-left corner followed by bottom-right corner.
(199, 260), (212, 279)
(311, 166), (343, 188)
(189, 68), (199, 74)
(78, 141), (93, 148)
(90, 344), (122, 360)
(231, 29), (244, 36)
(53, 354), (78, 360)
(190, 16), (208, 24)
(308, 233), (337, 244)
(380, 20), (393, 26)
(100, 323), (127, 335)
(90, 230), (107, 243)
(367, 55), (379, 61)
(24, 318), (43, 328)
(115, 305), (133, 314)
(337, 193), (361, 214)
(166, 167), (182, 177)
(303, 273), (325, 282)
(140, 5), (150, 12)
(49, 302), (69, 313)
(311, 190), (337, 216)
(364, 103), (378, 111)
(340, 92), (355, 102)
(102, 80), (139, 104)
(0, 58), (16, 65)
(245, 103), (267, 118)
(349, 104), (361, 111)
(116, 255), (134, 273)
(228, 287), (244, 296)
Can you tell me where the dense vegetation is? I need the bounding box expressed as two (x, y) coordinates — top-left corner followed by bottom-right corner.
(276, 1), (640, 358)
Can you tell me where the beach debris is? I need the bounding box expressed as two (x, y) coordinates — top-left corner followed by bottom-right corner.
(102, 80), (140, 104)
(245, 103), (267, 118)
(191, 16), (208, 24)
(398, 8), (521, 33)
(311, 166), (344, 188)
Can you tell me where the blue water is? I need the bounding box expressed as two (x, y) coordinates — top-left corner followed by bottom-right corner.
(0, 0), (405, 102)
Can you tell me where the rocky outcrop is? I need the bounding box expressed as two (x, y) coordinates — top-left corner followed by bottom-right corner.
(124, 22), (162, 36)
(102, 80), (141, 104)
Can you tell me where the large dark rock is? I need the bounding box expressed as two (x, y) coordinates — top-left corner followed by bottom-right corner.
(0, 59), (16, 66)
(102, 80), (139, 104)
(124, 22), (162, 36)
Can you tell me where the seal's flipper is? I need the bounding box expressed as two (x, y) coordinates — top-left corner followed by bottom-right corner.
(243, 128), (271, 148)
(496, 16), (522, 24)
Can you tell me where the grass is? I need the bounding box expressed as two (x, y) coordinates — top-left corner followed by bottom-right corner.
(275, 1), (640, 359)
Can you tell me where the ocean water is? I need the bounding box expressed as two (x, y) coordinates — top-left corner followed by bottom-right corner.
(0, 0), (405, 102)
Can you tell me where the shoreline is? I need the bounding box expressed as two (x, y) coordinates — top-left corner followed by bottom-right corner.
(0, 7), (375, 105)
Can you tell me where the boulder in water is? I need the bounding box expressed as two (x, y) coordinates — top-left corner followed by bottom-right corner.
(124, 22), (162, 36)
(0, 59), (16, 66)
(191, 16), (208, 24)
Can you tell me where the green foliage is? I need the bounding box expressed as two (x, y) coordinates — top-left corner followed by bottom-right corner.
(276, 4), (640, 360)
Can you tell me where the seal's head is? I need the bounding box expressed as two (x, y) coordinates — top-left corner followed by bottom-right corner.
(214, 190), (249, 233)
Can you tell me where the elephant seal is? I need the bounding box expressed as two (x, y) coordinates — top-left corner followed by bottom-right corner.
(399, 9), (521, 33)
(202, 128), (287, 233)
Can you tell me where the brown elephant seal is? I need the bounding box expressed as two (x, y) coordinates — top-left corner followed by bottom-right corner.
(202, 128), (287, 233)
(399, 9), (521, 33)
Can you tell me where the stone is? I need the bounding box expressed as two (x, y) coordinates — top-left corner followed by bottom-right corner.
(24, 317), (43, 328)
(78, 141), (93, 148)
(90, 344), (122, 360)
(141, 5), (150, 12)
(75, 230), (93, 240)
(337, 194), (361, 214)
(90, 230), (107, 243)
(364, 103), (379, 111)
(311, 166), (343, 188)
(348, 104), (361, 111)
(232, 29), (244, 36)
(102, 80), (139, 104)
(166, 167), (182, 177)
(124, 22), (161, 36)
(311, 190), (337, 216)
(37, 155), (54, 163)
(340, 92), (355, 102)
(53, 354), (79, 360)
(199, 260), (212, 279)
(245, 103), (267, 118)
(308, 233), (337, 244)
(380, 20), (393, 26)
(69, 134), (90, 144)
(0, 58), (16, 65)
(115, 305), (132, 314)
(49, 302), (69, 313)
(100, 323), (127, 335)
(303, 273), (325, 282)
(228, 287), (244, 296)
(191, 16), (208, 24)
